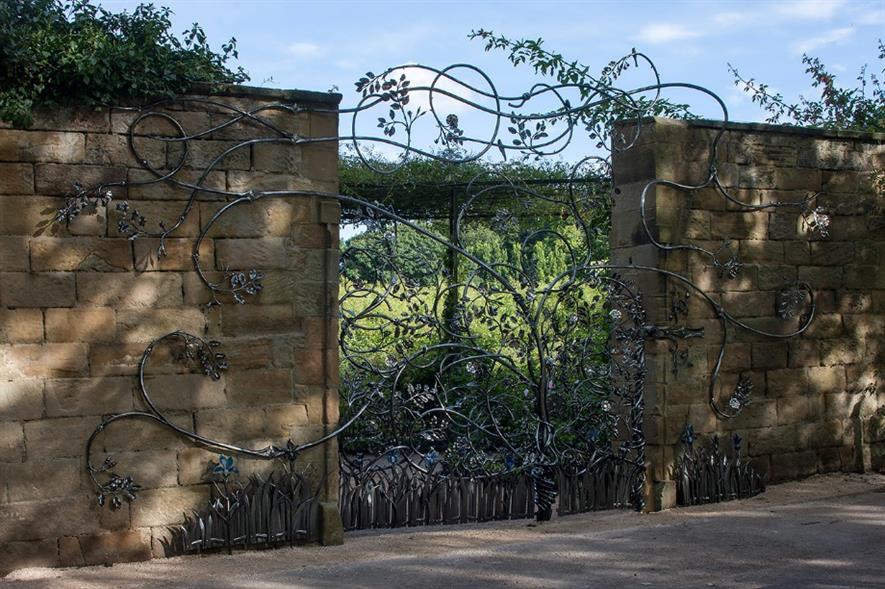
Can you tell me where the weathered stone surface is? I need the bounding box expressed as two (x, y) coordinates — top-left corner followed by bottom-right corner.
(84, 133), (165, 168)
(77, 272), (183, 308)
(133, 238), (212, 272)
(619, 119), (885, 499)
(0, 308), (43, 343)
(0, 272), (76, 307)
(2, 459), (82, 502)
(3, 343), (88, 378)
(45, 308), (116, 342)
(0, 163), (34, 194)
(44, 377), (133, 417)
(130, 487), (208, 528)
(23, 417), (95, 459)
(79, 529), (152, 566)
(0, 422), (26, 463)
(115, 308), (206, 343)
(0, 380), (44, 421)
(0, 195), (105, 236)
(141, 374), (226, 410)
(1, 91), (340, 575)
(228, 369), (293, 406)
(0, 539), (59, 574)
(34, 163), (125, 196)
(126, 168), (226, 200)
(0, 130), (85, 163)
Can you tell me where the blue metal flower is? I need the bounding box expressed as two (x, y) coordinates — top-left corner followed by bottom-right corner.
(424, 450), (438, 467)
(212, 454), (238, 479)
(680, 423), (696, 446)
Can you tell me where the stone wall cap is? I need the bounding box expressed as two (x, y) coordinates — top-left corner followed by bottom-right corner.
(615, 116), (885, 142)
(188, 82), (342, 106)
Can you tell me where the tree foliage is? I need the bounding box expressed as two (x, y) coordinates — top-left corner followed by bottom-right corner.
(729, 39), (885, 133)
(468, 30), (697, 151)
(0, 0), (248, 127)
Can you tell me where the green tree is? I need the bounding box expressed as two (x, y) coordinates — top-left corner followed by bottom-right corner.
(729, 39), (884, 133)
(0, 0), (248, 127)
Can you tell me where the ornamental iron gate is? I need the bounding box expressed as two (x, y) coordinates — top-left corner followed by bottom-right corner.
(53, 50), (823, 549)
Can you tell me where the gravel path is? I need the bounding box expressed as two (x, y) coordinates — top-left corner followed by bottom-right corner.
(4, 473), (884, 589)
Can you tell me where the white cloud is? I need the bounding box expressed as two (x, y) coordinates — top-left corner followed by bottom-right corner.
(286, 42), (323, 59)
(386, 65), (480, 116)
(773, 0), (846, 20)
(713, 11), (756, 27)
(792, 27), (853, 54)
(858, 8), (885, 25)
(635, 23), (704, 44)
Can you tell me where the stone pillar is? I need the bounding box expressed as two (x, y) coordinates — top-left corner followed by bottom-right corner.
(611, 118), (885, 510)
(0, 85), (342, 572)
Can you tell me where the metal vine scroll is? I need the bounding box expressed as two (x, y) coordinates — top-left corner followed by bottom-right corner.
(56, 50), (823, 526)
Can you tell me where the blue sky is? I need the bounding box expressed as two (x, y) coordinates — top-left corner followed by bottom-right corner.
(99, 0), (882, 166)
(95, 0), (881, 239)
(99, 0), (882, 122)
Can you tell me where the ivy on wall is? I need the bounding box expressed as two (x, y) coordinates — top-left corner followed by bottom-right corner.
(0, 0), (248, 127)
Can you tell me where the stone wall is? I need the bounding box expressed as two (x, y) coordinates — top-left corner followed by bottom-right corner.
(612, 118), (885, 510)
(0, 86), (342, 572)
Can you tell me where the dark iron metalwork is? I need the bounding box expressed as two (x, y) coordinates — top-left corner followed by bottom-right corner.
(675, 425), (765, 506)
(54, 52), (823, 526)
(162, 455), (319, 555)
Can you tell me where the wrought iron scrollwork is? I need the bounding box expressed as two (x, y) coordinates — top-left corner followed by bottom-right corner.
(57, 50), (822, 522)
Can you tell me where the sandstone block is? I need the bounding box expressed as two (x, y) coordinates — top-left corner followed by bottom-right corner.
(0, 195), (104, 236)
(167, 139), (250, 170)
(35, 163), (125, 196)
(806, 365), (847, 394)
(77, 272), (183, 308)
(220, 304), (300, 336)
(253, 140), (302, 173)
(30, 237), (132, 271)
(0, 163), (34, 194)
(44, 377), (133, 417)
(0, 308), (43, 343)
(141, 374), (226, 410)
(0, 422), (25, 463)
(4, 343), (88, 378)
(0, 236), (29, 272)
(115, 308), (206, 343)
(84, 133), (165, 168)
(0, 272), (76, 307)
(23, 417), (95, 459)
(201, 199), (311, 238)
(2, 459), (82, 502)
(30, 107), (109, 132)
(127, 168), (226, 200)
(105, 451), (178, 489)
(130, 486), (207, 527)
(228, 369), (293, 406)
(0, 539), (58, 574)
(45, 308), (116, 342)
(0, 380), (44, 421)
(57, 536), (85, 568)
(134, 238), (212, 272)
(227, 170), (313, 193)
(0, 130), (86, 163)
(102, 411), (193, 452)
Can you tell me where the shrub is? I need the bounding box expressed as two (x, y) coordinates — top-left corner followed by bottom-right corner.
(0, 0), (248, 127)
